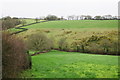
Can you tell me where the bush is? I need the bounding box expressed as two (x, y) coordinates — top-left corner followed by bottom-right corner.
(82, 34), (119, 55)
(63, 30), (72, 34)
(21, 20), (27, 26)
(2, 32), (31, 78)
(27, 33), (53, 52)
(99, 39), (112, 54)
(58, 37), (69, 51)
(86, 43), (103, 54)
(45, 15), (58, 21)
(2, 16), (21, 30)
(71, 41), (78, 52)
(74, 35), (118, 55)
(87, 35), (100, 42)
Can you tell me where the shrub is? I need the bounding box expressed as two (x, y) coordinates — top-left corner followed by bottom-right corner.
(105, 40), (119, 55)
(2, 16), (21, 30)
(99, 39), (112, 54)
(86, 43), (103, 54)
(77, 35), (118, 55)
(70, 39), (88, 53)
(2, 32), (31, 78)
(44, 30), (50, 33)
(64, 30), (72, 34)
(79, 44), (86, 53)
(35, 18), (39, 23)
(45, 15), (58, 21)
(27, 33), (53, 52)
(71, 41), (78, 52)
(58, 37), (68, 51)
(21, 20), (26, 26)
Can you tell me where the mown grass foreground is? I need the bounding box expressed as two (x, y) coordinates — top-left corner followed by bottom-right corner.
(21, 50), (119, 78)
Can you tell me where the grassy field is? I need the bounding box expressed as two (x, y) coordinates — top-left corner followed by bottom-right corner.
(21, 50), (119, 78)
(15, 20), (119, 78)
(17, 20), (118, 50)
(22, 20), (118, 29)
(9, 20), (118, 34)
(21, 19), (37, 24)
(18, 20), (118, 38)
(20, 19), (45, 25)
(8, 19), (45, 33)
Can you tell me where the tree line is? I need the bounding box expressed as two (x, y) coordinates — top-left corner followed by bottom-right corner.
(27, 31), (119, 56)
(38, 15), (119, 20)
(1, 15), (119, 30)
(67, 15), (119, 20)
(2, 16), (27, 30)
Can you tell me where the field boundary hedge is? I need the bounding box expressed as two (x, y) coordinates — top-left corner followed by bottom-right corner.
(11, 21), (48, 35)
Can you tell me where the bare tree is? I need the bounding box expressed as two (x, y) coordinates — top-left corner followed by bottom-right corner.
(113, 16), (118, 20)
(94, 16), (102, 20)
(76, 16), (80, 20)
(67, 16), (73, 20)
(84, 15), (92, 20)
(67, 16), (70, 20)
(39, 16), (45, 20)
(71, 15), (75, 20)
(103, 15), (112, 20)
(80, 15), (86, 20)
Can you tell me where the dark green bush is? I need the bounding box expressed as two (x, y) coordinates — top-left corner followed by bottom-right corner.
(45, 15), (58, 21)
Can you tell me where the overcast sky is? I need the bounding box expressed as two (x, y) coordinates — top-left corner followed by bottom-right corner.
(0, 0), (119, 18)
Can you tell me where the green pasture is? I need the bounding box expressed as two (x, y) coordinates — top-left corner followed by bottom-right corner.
(22, 20), (118, 29)
(8, 19), (45, 33)
(16, 19), (39, 27)
(16, 20), (118, 51)
(8, 20), (118, 34)
(21, 19), (37, 24)
(21, 50), (119, 78)
(17, 20), (118, 41)
(20, 19), (45, 24)
(15, 20), (119, 78)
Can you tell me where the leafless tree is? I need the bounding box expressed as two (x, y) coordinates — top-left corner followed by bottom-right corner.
(84, 15), (92, 20)
(67, 16), (73, 20)
(103, 15), (112, 19)
(76, 16), (80, 20)
(80, 15), (86, 20)
(94, 16), (102, 20)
